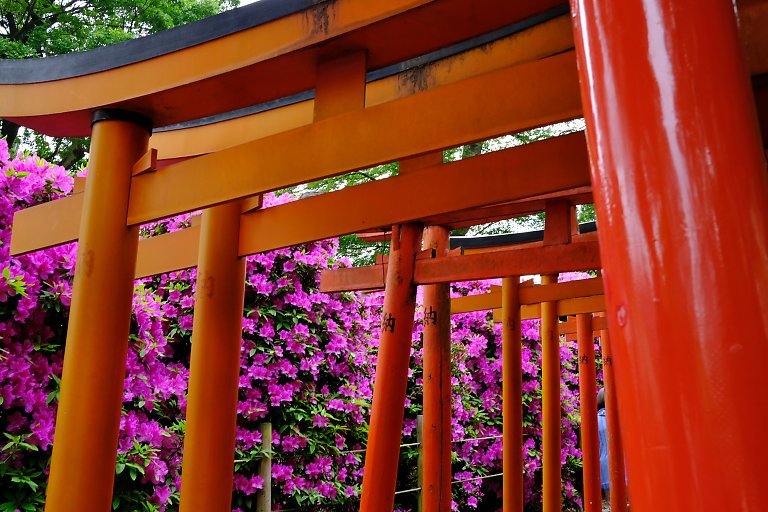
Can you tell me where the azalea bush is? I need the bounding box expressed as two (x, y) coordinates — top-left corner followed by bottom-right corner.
(0, 139), (598, 511)
(393, 277), (596, 512)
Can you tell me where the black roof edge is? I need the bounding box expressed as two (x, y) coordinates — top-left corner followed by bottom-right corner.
(449, 221), (596, 250)
(0, 0), (322, 85)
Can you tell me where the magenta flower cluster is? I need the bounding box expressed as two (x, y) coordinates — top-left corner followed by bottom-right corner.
(0, 139), (600, 511)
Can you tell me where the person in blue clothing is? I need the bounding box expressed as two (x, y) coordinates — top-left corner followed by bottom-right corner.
(597, 388), (610, 500)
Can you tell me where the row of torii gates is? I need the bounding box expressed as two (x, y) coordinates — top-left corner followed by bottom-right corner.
(1, 0), (766, 511)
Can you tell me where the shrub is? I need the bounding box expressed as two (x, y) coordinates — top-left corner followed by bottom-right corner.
(0, 140), (597, 511)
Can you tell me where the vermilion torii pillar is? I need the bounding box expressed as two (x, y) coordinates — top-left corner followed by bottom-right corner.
(501, 276), (523, 512)
(360, 223), (423, 511)
(598, 328), (627, 512)
(570, 0), (768, 509)
(45, 110), (150, 512)
(576, 313), (600, 512)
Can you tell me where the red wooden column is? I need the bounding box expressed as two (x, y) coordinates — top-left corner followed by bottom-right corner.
(45, 110), (149, 512)
(421, 225), (452, 512)
(541, 200), (569, 512)
(570, 0), (768, 509)
(179, 201), (246, 511)
(539, 273), (560, 512)
(501, 276), (523, 512)
(360, 223), (423, 511)
(576, 314), (600, 512)
(598, 329), (627, 512)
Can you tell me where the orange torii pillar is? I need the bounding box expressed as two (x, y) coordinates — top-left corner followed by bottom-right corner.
(571, 0), (768, 509)
(501, 276), (523, 512)
(178, 202), (246, 511)
(576, 314), (600, 512)
(598, 328), (627, 511)
(360, 223), (423, 511)
(421, 226), (452, 512)
(45, 110), (151, 511)
(541, 199), (570, 512)
(539, 273), (560, 512)
(178, 48), (367, 510)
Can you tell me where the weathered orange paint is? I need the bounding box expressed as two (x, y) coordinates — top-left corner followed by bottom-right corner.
(540, 274), (561, 512)
(44, 115), (148, 512)
(421, 226), (452, 512)
(127, 52), (582, 226)
(178, 202), (246, 511)
(360, 224), (422, 511)
(3, 0), (572, 136)
(151, 13), (576, 161)
(571, 0), (768, 509)
(576, 314), (600, 512)
(502, 277), (523, 512)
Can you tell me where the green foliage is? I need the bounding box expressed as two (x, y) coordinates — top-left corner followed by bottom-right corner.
(0, 0), (238, 58)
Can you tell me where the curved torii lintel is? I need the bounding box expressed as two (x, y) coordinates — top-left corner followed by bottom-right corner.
(0, 0), (568, 136)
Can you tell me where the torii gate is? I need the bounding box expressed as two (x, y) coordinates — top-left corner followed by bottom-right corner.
(320, 203), (615, 512)
(1, 0), (767, 511)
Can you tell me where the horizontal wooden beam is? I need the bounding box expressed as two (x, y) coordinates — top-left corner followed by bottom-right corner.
(238, 131), (589, 255)
(433, 190), (594, 230)
(450, 289), (501, 314)
(134, 225), (201, 280)
(461, 231), (597, 255)
(127, 51), (582, 225)
(414, 241), (599, 285)
(11, 51), (582, 256)
(320, 241), (600, 292)
(10, 194), (83, 255)
(152, 14), (575, 160)
(148, 0), (766, 159)
(506, 295), (607, 322)
(450, 277), (603, 314)
(127, 131), (589, 278)
(558, 315), (608, 335)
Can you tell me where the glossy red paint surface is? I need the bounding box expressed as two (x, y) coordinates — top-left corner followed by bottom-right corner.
(570, 0), (768, 509)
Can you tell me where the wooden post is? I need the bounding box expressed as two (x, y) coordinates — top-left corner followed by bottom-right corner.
(571, 0), (768, 509)
(576, 314), (600, 512)
(417, 414), (425, 512)
(540, 273), (561, 512)
(179, 201), (247, 511)
(421, 225), (452, 512)
(256, 422), (272, 512)
(541, 200), (568, 512)
(45, 109), (150, 512)
(502, 276), (523, 512)
(360, 223), (423, 511)
(599, 329), (627, 512)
